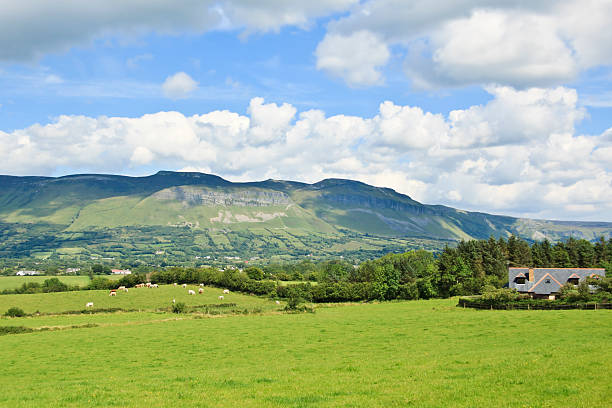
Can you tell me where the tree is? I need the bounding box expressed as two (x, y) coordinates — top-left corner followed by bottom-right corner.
(245, 266), (264, 281)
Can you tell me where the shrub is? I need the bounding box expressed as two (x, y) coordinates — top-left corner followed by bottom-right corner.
(0, 326), (33, 335)
(4, 307), (26, 317)
(42, 278), (69, 293)
(245, 267), (264, 281)
(172, 302), (186, 314)
(480, 287), (521, 304)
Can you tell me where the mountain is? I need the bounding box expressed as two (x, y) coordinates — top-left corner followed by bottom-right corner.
(0, 171), (610, 263)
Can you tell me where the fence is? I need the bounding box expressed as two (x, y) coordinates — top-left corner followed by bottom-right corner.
(457, 297), (612, 310)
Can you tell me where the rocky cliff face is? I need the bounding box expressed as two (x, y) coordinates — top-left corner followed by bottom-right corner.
(320, 193), (442, 215)
(153, 186), (292, 207)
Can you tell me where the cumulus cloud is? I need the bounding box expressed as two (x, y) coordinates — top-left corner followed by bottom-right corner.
(0, 0), (356, 62)
(1, 89), (611, 220)
(317, 0), (612, 88)
(162, 72), (198, 99)
(315, 30), (390, 86)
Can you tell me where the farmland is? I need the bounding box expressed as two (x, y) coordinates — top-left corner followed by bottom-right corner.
(0, 289), (610, 407)
(0, 275), (122, 291)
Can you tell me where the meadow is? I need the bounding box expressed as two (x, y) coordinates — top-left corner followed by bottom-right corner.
(0, 290), (610, 407)
(0, 284), (278, 314)
(0, 275), (122, 290)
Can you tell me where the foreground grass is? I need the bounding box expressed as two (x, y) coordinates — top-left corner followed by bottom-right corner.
(0, 275), (122, 290)
(0, 284), (278, 314)
(0, 298), (610, 407)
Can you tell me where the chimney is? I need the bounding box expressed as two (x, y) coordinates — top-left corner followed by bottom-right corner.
(529, 268), (534, 282)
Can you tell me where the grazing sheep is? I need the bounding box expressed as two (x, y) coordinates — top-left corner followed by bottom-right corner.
(109, 291), (117, 297)
(188, 289), (196, 295)
(223, 289), (230, 294)
(86, 302), (94, 308)
(151, 284), (159, 288)
(118, 286), (126, 291)
(172, 299), (176, 304)
(182, 284), (187, 288)
(124, 288), (128, 293)
(146, 282), (152, 287)
(218, 295), (224, 300)
(198, 288), (204, 294)
(275, 300), (280, 305)
(173, 283), (177, 286)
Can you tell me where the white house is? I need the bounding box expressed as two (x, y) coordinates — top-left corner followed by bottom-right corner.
(111, 269), (132, 275)
(16, 270), (40, 276)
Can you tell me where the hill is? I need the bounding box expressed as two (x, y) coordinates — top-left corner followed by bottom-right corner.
(0, 171), (610, 263)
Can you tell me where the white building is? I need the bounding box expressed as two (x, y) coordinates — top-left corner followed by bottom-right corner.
(111, 269), (132, 275)
(16, 270), (40, 276)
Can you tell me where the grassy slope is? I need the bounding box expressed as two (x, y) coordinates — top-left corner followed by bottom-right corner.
(0, 299), (609, 407)
(0, 275), (122, 291)
(1, 172), (611, 249)
(0, 284), (278, 314)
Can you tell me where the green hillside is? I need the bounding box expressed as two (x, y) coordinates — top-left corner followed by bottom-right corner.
(0, 171), (610, 262)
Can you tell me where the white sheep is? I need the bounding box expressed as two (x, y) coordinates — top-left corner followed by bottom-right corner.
(182, 283), (187, 288)
(223, 289), (230, 294)
(275, 300), (280, 305)
(173, 283), (177, 286)
(199, 283), (204, 287)
(86, 302), (94, 308)
(198, 288), (204, 294)
(118, 286), (126, 291)
(218, 295), (224, 300)
(172, 299), (176, 304)
(188, 289), (196, 295)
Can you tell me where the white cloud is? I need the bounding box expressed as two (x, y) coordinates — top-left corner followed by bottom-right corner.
(315, 30), (390, 86)
(0, 0), (357, 62)
(317, 0), (612, 88)
(162, 72), (198, 99)
(1, 90), (611, 221)
(44, 74), (63, 84)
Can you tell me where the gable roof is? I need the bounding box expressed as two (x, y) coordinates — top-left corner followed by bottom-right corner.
(528, 272), (563, 294)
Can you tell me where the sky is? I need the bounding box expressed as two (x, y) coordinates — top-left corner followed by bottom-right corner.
(1, 0), (611, 221)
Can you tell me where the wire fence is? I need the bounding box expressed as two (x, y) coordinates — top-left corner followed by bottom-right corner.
(457, 298), (612, 310)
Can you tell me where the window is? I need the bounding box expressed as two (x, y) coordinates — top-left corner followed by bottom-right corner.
(515, 277), (526, 284)
(567, 278), (579, 285)
(545, 279), (551, 284)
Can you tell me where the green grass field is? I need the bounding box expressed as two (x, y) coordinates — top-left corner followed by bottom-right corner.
(0, 284), (278, 314)
(0, 293), (610, 407)
(0, 275), (122, 290)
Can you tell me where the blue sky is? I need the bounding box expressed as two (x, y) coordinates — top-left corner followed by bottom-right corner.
(1, 1), (611, 221)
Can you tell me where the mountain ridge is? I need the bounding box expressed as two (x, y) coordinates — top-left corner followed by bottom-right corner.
(0, 171), (610, 262)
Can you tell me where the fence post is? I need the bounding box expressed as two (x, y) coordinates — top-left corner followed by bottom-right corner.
(527, 303), (529, 310)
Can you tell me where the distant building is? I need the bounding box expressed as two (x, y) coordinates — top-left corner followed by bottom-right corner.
(508, 267), (605, 300)
(111, 269), (132, 275)
(65, 268), (81, 274)
(16, 270), (40, 276)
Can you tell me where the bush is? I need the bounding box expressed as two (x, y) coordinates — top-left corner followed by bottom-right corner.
(480, 287), (522, 304)
(4, 307), (26, 317)
(245, 267), (264, 281)
(87, 277), (113, 290)
(172, 302), (186, 314)
(42, 278), (69, 293)
(0, 326), (34, 335)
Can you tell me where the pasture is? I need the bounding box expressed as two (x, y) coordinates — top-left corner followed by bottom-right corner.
(0, 275), (122, 290)
(0, 293), (610, 407)
(0, 284), (277, 314)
